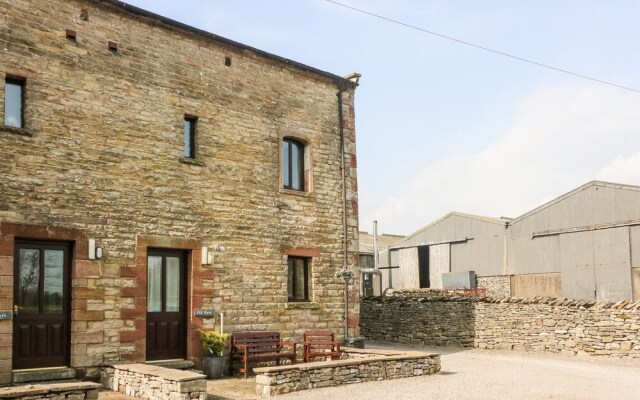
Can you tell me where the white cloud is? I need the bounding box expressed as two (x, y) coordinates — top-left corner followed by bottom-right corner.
(597, 152), (640, 183)
(367, 83), (640, 235)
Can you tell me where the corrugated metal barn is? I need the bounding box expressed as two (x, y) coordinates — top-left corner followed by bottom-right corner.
(388, 212), (508, 289)
(386, 181), (640, 302)
(508, 181), (640, 301)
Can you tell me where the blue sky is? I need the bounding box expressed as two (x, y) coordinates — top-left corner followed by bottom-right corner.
(126, 0), (640, 235)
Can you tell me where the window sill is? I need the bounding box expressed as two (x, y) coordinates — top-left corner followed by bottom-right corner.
(179, 157), (205, 166)
(1, 125), (32, 137)
(285, 302), (320, 309)
(279, 188), (314, 198)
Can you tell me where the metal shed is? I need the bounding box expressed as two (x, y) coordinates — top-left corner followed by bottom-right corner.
(388, 212), (509, 289)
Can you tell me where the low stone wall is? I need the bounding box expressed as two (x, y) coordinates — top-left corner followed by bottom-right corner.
(477, 276), (511, 297)
(0, 382), (101, 400)
(361, 291), (640, 358)
(101, 364), (206, 400)
(476, 298), (640, 356)
(254, 348), (441, 396)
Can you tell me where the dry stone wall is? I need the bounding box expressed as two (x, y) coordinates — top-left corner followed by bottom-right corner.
(475, 298), (640, 357)
(360, 296), (476, 347)
(361, 291), (640, 358)
(477, 276), (511, 297)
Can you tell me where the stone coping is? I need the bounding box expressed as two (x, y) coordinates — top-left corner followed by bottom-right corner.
(371, 291), (640, 310)
(105, 363), (205, 382)
(254, 348), (438, 374)
(0, 382), (101, 399)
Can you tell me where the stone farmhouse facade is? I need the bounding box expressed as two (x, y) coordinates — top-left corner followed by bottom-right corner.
(0, 0), (360, 383)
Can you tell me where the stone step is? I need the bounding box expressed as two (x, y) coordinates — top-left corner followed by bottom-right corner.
(0, 381), (101, 399)
(12, 367), (76, 383)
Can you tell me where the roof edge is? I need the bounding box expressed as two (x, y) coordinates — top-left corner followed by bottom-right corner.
(510, 180), (640, 224)
(95, 0), (358, 88)
(397, 211), (507, 245)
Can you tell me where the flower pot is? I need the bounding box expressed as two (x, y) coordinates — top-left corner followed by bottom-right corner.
(202, 356), (225, 379)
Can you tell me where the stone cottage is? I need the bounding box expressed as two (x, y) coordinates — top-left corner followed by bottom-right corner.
(0, 0), (360, 383)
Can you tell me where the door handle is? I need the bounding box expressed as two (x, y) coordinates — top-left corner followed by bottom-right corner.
(13, 305), (19, 316)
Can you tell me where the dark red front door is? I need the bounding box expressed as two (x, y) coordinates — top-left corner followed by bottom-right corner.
(13, 241), (71, 369)
(146, 250), (187, 361)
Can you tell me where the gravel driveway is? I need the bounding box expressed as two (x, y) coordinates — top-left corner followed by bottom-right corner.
(274, 342), (640, 400)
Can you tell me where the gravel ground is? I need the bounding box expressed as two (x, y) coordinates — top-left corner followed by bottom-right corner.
(275, 343), (640, 400)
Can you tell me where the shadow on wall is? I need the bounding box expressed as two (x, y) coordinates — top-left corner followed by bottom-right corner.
(360, 295), (475, 348)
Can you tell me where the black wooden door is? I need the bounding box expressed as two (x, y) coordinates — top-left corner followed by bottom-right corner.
(13, 241), (70, 369)
(146, 250), (187, 361)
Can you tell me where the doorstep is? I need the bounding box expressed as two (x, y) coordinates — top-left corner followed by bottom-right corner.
(12, 367), (76, 383)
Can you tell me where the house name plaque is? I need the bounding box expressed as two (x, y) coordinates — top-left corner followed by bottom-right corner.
(194, 309), (214, 317)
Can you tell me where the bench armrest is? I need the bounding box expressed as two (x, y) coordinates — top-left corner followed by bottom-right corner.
(232, 343), (249, 354)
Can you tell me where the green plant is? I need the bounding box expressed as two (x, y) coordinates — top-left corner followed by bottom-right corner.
(335, 268), (354, 279)
(197, 330), (229, 357)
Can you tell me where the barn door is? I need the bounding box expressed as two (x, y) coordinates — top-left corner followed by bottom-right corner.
(593, 228), (632, 301)
(428, 244), (450, 289)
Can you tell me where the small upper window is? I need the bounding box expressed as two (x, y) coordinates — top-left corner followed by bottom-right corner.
(4, 77), (24, 128)
(184, 116), (197, 159)
(282, 138), (305, 191)
(287, 256), (309, 302)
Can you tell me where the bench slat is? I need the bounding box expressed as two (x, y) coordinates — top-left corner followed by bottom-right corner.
(229, 332), (297, 378)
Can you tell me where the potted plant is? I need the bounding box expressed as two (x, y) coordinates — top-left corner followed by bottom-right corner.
(197, 330), (229, 379)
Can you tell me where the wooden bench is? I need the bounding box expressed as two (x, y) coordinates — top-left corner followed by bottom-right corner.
(229, 331), (296, 378)
(303, 330), (341, 362)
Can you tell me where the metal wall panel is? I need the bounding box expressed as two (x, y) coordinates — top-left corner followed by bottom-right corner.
(508, 235), (561, 275)
(593, 227), (632, 301)
(630, 226), (640, 268)
(428, 243), (450, 289)
(560, 231), (596, 300)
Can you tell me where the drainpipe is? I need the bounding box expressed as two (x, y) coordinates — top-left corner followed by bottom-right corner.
(337, 82), (349, 340)
(373, 220), (379, 269)
(337, 73), (360, 341)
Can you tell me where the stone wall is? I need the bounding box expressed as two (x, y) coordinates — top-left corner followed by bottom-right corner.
(254, 349), (441, 396)
(0, 0), (359, 382)
(475, 298), (640, 356)
(101, 364), (206, 400)
(361, 292), (640, 358)
(360, 295), (475, 347)
(477, 276), (511, 298)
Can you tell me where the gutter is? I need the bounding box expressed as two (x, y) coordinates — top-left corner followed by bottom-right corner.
(531, 219), (640, 238)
